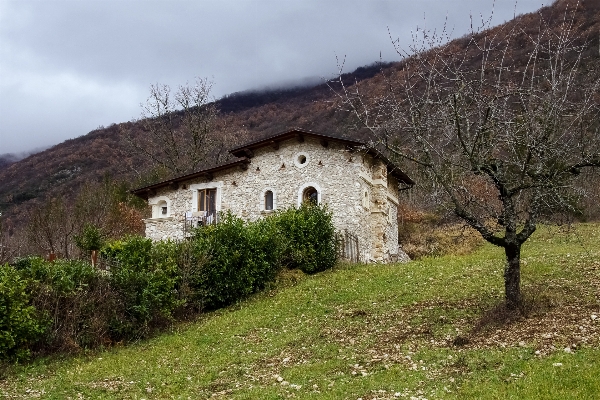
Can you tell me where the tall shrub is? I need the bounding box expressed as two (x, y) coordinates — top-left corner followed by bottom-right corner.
(189, 212), (285, 310)
(12, 257), (111, 352)
(244, 216), (285, 289)
(0, 264), (46, 361)
(101, 236), (181, 339)
(192, 213), (255, 309)
(275, 204), (337, 273)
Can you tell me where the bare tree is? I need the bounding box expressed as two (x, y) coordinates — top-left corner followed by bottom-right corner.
(26, 197), (76, 258)
(335, 2), (600, 308)
(125, 77), (219, 176)
(73, 178), (145, 240)
(23, 180), (145, 260)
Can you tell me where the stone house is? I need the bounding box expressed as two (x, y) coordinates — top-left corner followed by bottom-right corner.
(132, 128), (414, 262)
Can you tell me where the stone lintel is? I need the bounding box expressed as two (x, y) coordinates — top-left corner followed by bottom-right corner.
(372, 178), (387, 187)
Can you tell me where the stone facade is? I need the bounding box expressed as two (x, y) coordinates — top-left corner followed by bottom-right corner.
(134, 130), (413, 262)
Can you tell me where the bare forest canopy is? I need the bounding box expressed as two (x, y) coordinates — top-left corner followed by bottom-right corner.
(1, 0), (598, 233)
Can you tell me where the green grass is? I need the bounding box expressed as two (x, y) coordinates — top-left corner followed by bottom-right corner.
(1, 223), (599, 399)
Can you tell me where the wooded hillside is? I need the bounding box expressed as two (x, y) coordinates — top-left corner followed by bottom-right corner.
(1, 0), (598, 235)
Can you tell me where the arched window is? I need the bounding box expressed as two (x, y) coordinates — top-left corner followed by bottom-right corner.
(151, 197), (171, 218)
(265, 190), (274, 210)
(302, 186), (319, 205)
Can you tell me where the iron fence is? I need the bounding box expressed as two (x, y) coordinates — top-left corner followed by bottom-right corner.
(183, 213), (219, 236)
(336, 230), (360, 263)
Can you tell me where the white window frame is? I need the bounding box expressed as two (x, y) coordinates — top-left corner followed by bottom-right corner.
(149, 196), (172, 219)
(293, 151), (311, 169)
(362, 187), (370, 210)
(260, 187), (277, 211)
(297, 182), (322, 206)
(189, 181), (223, 213)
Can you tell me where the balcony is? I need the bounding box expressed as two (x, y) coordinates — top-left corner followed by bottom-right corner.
(183, 211), (219, 236)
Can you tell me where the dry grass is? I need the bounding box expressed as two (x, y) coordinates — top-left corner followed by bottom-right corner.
(398, 205), (483, 259)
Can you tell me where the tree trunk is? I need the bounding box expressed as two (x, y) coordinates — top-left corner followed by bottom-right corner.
(504, 243), (521, 310)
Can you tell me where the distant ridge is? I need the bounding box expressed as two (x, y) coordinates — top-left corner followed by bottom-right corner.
(1, 0), (598, 226)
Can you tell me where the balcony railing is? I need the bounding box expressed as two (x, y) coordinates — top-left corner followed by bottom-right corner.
(336, 230), (360, 263)
(183, 211), (219, 236)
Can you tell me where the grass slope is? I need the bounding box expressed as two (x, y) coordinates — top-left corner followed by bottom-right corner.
(1, 224), (599, 399)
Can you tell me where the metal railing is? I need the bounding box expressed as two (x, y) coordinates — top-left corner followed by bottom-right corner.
(183, 212), (219, 236)
(336, 230), (360, 263)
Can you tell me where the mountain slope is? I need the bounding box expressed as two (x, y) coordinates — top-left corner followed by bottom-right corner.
(1, 0), (598, 227)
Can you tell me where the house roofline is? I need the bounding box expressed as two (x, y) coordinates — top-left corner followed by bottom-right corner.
(229, 127), (414, 185)
(364, 148), (415, 185)
(131, 157), (251, 199)
(229, 127), (365, 157)
(131, 128), (414, 198)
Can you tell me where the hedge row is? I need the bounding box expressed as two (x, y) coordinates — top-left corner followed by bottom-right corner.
(0, 204), (337, 361)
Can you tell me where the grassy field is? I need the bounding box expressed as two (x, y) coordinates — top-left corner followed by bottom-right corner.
(1, 223), (599, 399)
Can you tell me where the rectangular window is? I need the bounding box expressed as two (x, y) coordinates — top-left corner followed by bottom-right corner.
(198, 188), (217, 217)
(265, 190), (274, 210)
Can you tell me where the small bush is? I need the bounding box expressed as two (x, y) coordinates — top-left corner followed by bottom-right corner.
(74, 224), (105, 251)
(0, 264), (46, 361)
(275, 203), (337, 273)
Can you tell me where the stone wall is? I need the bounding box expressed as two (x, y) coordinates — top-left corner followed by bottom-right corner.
(144, 136), (402, 262)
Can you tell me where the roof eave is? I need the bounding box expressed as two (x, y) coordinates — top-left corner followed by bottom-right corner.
(131, 157), (251, 198)
(229, 127), (365, 157)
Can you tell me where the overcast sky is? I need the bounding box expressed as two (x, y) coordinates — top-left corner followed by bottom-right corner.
(0, 0), (546, 155)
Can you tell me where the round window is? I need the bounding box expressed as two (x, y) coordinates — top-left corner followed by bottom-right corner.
(293, 152), (310, 168)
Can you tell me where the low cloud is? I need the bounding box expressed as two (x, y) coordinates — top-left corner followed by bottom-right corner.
(0, 0), (545, 154)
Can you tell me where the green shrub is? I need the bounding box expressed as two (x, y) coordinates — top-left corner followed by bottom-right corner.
(11, 256), (47, 280)
(2, 204), (338, 362)
(173, 235), (210, 313)
(13, 258), (110, 352)
(275, 203), (337, 273)
(0, 264), (46, 361)
(102, 236), (181, 339)
(74, 224), (105, 251)
(17, 258), (97, 295)
(191, 213), (257, 309)
(244, 216), (285, 288)
(189, 212), (285, 310)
